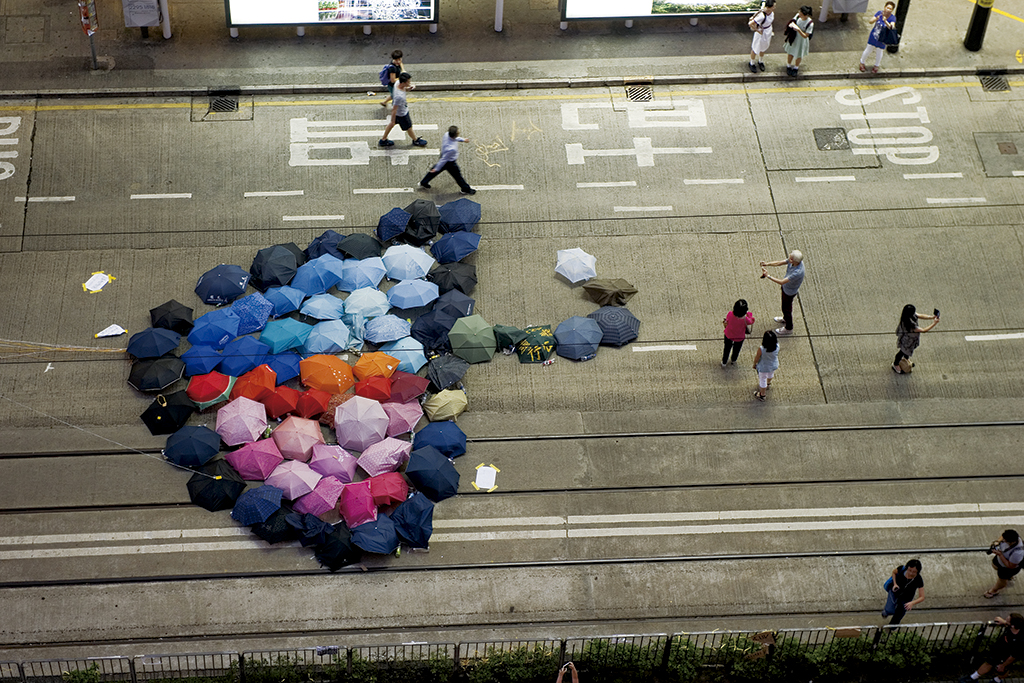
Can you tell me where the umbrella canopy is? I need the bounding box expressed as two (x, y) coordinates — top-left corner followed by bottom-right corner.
(266, 460), (323, 500)
(438, 197), (481, 233)
(389, 371), (430, 403)
(231, 293), (275, 336)
(382, 400), (424, 436)
(300, 355), (355, 394)
(338, 257), (386, 292)
(406, 446), (460, 502)
(127, 327), (181, 360)
(288, 511), (334, 547)
(140, 391), (195, 435)
(355, 375), (392, 402)
(344, 287), (390, 320)
(516, 325), (556, 364)
(319, 392), (356, 429)
(165, 425), (222, 468)
(433, 290), (475, 319)
(351, 515), (400, 555)
(339, 233), (382, 260)
(216, 396), (268, 446)
(380, 337), (427, 374)
(582, 278), (638, 306)
(306, 229), (346, 260)
(402, 199), (441, 246)
(150, 299), (194, 335)
(187, 459), (246, 511)
(225, 439), (284, 480)
(413, 421), (467, 459)
(410, 309), (457, 352)
(231, 485), (284, 525)
(303, 320), (352, 355)
(265, 351), (302, 383)
(391, 492), (434, 548)
(293, 476), (345, 517)
(334, 396), (390, 451)
(588, 305), (641, 346)
(187, 371), (236, 410)
(315, 524), (360, 571)
(493, 324), (528, 349)
(250, 245), (299, 292)
(364, 315), (411, 345)
(376, 207), (412, 242)
(128, 356), (185, 393)
(231, 364), (277, 402)
(295, 388), (332, 419)
(448, 314), (496, 364)
(338, 479), (378, 528)
(426, 354), (470, 390)
(344, 310), (367, 346)
(383, 244), (436, 281)
(353, 352), (400, 381)
(272, 415), (326, 462)
(264, 286), (307, 318)
(309, 443), (358, 483)
(263, 385), (300, 420)
(290, 255), (341, 296)
(428, 262), (477, 295)
(188, 309), (241, 350)
(555, 248), (598, 284)
(260, 318), (313, 355)
(251, 505), (300, 544)
(218, 336), (271, 377)
(300, 293), (347, 321)
(357, 437), (412, 477)
(422, 389), (468, 422)
(387, 279), (440, 310)
(182, 345), (222, 376)
(554, 316), (603, 360)
(430, 232), (481, 263)
(195, 264), (251, 305)
(368, 472), (409, 506)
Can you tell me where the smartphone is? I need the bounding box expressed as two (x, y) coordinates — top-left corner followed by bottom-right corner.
(933, 308), (940, 317)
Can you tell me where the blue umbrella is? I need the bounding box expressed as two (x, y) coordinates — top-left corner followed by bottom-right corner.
(127, 327), (181, 359)
(406, 446), (460, 502)
(387, 279), (440, 310)
(380, 337), (428, 374)
(182, 345), (222, 376)
(391, 492), (434, 548)
(351, 515), (400, 555)
(264, 286), (307, 318)
(338, 257), (386, 292)
(164, 425), (221, 468)
(265, 351), (302, 383)
(218, 336), (271, 377)
(413, 421), (467, 459)
(231, 485), (284, 526)
(410, 309), (458, 351)
(364, 315), (412, 345)
(430, 232), (481, 264)
(195, 264), (250, 305)
(382, 245), (436, 281)
(344, 311), (366, 345)
(376, 208), (412, 242)
(231, 292), (275, 335)
(300, 293), (347, 321)
(304, 320), (353, 355)
(188, 309), (241, 350)
(260, 318), (313, 354)
(291, 255), (342, 296)
(438, 197), (481, 233)
(305, 229), (347, 260)
(587, 306), (641, 346)
(554, 316), (603, 360)
(344, 287), (390, 319)
(433, 290), (475, 319)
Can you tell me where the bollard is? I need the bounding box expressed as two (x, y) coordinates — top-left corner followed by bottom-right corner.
(963, 0), (993, 51)
(886, 0), (910, 52)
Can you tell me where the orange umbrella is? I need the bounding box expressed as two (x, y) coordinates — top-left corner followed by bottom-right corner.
(295, 388), (332, 419)
(355, 375), (392, 402)
(300, 354), (354, 394)
(231, 364), (277, 402)
(263, 385), (300, 419)
(353, 352), (399, 381)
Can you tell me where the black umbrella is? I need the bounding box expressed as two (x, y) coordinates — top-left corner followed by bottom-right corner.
(315, 525), (361, 571)
(339, 233), (382, 260)
(286, 512), (334, 547)
(250, 245), (299, 292)
(140, 391), (195, 435)
(275, 242), (307, 267)
(128, 356), (185, 392)
(195, 264), (250, 305)
(588, 306), (641, 346)
(402, 199), (441, 246)
(428, 263), (477, 295)
(251, 504), (298, 544)
(187, 460), (246, 512)
(426, 354), (469, 390)
(150, 300), (194, 335)
(305, 230), (347, 260)
(410, 309), (458, 352)
(433, 290), (475, 319)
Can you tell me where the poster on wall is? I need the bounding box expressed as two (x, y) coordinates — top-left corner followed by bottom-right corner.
(562, 0), (759, 19)
(226, 0), (437, 26)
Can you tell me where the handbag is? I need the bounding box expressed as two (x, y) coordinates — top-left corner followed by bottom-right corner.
(879, 25), (901, 46)
(898, 357), (913, 374)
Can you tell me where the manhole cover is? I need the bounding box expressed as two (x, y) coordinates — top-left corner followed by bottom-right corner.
(210, 96), (239, 113)
(813, 127), (850, 151)
(625, 85), (653, 102)
(997, 142), (1018, 155)
(979, 74), (1010, 92)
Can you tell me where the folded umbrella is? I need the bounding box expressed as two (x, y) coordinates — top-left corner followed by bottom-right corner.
(430, 232), (481, 263)
(413, 421), (467, 459)
(150, 299), (194, 335)
(338, 257), (386, 291)
(216, 396), (268, 446)
(265, 351), (302, 383)
(186, 371), (236, 410)
(187, 459), (246, 511)
(231, 485), (284, 525)
(230, 292), (275, 335)
(382, 400), (424, 437)
(422, 389), (468, 422)
(364, 314), (411, 345)
(287, 511), (334, 547)
(449, 314), (496, 364)
(343, 287), (390, 320)
(262, 385), (300, 420)
(314, 524), (360, 571)
(164, 425), (222, 468)
(338, 479), (377, 528)
(339, 233), (382, 260)
(295, 388), (332, 419)
(406, 446), (460, 502)
(588, 305), (641, 346)
(188, 309), (241, 350)
(127, 327), (181, 360)
(357, 436), (412, 477)
(554, 316), (603, 360)
(266, 460), (323, 500)
(182, 345), (222, 376)
(582, 278), (638, 307)
(230, 364), (277, 402)
(334, 396), (390, 451)
(353, 352), (399, 381)
(260, 318), (313, 355)
(128, 356), (185, 393)
(402, 199), (441, 246)
(426, 354), (469, 390)
(555, 248), (597, 284)
(432, 290), (475, 319)
(388, 371), (430, 403)
(391, 492), (434, 548)
(368, 472), (409, 506)
(410, 309), (457, 351)
(263, 286), (307, 318)
(195, 264), (251, 305)
(380, 337), (427, 374)
(140, 391), (195, 435)
(355, 375), (392, 402)
(249, 245), (299, 292)
(438, 197), (481, 233)
(218, 336), (271, 377)
(386, 279), (440, 310)
(351, 515), (400, 555)
(300, 354), (355, 394)
(272, 415), (326, 462)
(305, 229), (346, 260)
(309, 443), (358, 483)
(428, 262), (477, 295)
(224, 438), (284, 480)
(376, 208), (412, 242)
(293, 476), (345, 517)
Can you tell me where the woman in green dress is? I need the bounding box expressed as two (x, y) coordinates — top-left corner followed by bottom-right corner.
(783, 6), (814, 78)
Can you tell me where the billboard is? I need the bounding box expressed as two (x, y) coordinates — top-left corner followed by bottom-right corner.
(226, 0), (437, 26)
(561, 0), (759, 19)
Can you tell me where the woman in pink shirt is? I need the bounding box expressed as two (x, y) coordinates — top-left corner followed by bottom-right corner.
(722, 299), (755, 366)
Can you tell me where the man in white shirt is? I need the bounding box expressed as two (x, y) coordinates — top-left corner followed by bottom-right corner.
(419, 126), (475, 195)
(379, 73), (427, 148)
(986, 529), (1024, 598)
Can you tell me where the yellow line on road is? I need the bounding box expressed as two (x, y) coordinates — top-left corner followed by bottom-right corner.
(966, 0), (1024, 23)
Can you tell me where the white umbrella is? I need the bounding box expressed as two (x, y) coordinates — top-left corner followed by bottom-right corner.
(555, 248), (597, 283)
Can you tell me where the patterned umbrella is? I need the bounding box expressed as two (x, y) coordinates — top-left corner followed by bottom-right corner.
(216, 396), (268, 446)
(187, 460), (246, 511)
(186, 371), (236, 410)
(338, 480), (377, 528)
(266, 460), (323, 500)
(293, 476), (345, 517)
(383, 244), (436, 280)
(225, 439), (284, 480)
(368, 472), (409, 506)
(334, 396), (390, 451)
(364, 315), (411, 345)
(231, 364), (277, 402)
(351, 515), (400, 555)
(309, 443), (358, 483)
(376, 207), (411, 242)
(231, 292), (275, 335)
(357, 437), (413, 477)
(231, 485), (284, 525)
(272, 415), (326, 462)
(587, 306), (641, 346)
(300, 355), (355, 394)
(353, 352), (400, 381)
(388, 371), (430, 403)
(382, 400), (424, 436)
(438, 197), (481, 233)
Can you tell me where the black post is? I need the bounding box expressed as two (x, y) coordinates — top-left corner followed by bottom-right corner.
(964, 0), (993, 51)
(886, 0), (910, 53)
(88, 33), (98, 69)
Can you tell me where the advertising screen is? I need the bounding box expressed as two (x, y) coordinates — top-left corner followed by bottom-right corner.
(226, 0), (437, 26)
(562, 0), (759, 18)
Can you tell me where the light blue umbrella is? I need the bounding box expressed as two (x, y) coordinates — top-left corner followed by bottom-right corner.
(338, 257), (386, 292)
(231, 292), (275, 335)
(343, 311), (366, 345)
(387, 279), (440, 310)
(260, 318), (313, 354)
(376, 208), (411, 242)
(438, 197), (481, 233)
(188, 309), (241, 350)
(430, 232), (481, 264)
(382, 245), (436, 281)
(304, 320), (353, 355)
(291, 255), (342, 295)
(344, 287), (390, 319)
(219, 336), (271, 377)
(300, 293), (346, 320)
(380, 337), (427, 374)
(364, 315), (412, 345)
(264, 286), (306, 318)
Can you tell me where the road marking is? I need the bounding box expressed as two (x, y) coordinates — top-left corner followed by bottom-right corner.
(614, 206), (673, 212)
(795, 176), (856, 183)
(244, 190), (304, 197)
(433, 516), (566, 528)
(631, 344), (697, 351)
(353, 188), (414, 194)
(567, 139), (712, 167)
(965, 332), (1024, 342)
(282, 215), (344, 221)
(0, 527), (250, 546)
(475, 185), (525, 190)
(15, 196), (76, 202)
(576, 181), (637, 188)
(131, 193), (192, 200)
(925, 197), (986, 204)
(903, 173), (963, 179)
(1014, 171), (1024, 177)
(0, 540), (273, 561)
(683, 178), (744, 185)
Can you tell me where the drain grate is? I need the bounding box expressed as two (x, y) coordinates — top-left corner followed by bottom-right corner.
(813, 127), (850, 151)
(979, 74), (1010, 92)
(997, 142), (1019, 155)
(625, 84), (653, 102)
(209, 96), (239, 113)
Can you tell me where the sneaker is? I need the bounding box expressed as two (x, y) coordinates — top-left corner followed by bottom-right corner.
(774, 316), (785, 323)
(758, 61), (766, 72)
(461, 188), (477, 195)
(775, 327), (792, 335)
(412, 137), (428, 146)
(754, 391), (766, 402)
(892, 363), (903, 374)
(722, 362), (727, 368)
(748, 62), (757, 73)
(378, 139), (394, 147)
(418, 182), (431, 190)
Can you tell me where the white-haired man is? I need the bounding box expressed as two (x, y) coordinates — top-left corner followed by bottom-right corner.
(760, 250), (804, 335)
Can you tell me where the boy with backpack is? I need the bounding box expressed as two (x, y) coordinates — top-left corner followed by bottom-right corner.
(379, 50), (403, 108)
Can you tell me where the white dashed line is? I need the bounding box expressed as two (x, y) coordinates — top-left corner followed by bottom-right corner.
(925, 197), (986, 204)
(1013, 171), (1024, 177)
(576, 181), (638, 188)
(282, 215), (345, 222)
(614, 206), (672, 212)
(131, 193), (192, 200)
(683, 178), (744, 185)
(474, 185), (525, 191)
(15, 196), (75, 202)
(631, 344), (697, 352)
(353, 188), (414, 194)
(244, 190), (304, 198)
(795, 176), (856, 183)
(964, 332), (1024, 342)
(903, 173), (963, 179)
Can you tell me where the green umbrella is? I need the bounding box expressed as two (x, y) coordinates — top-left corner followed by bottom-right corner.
(447, 314), (496, 364)
(516, 325), (556, 364)
(493, 324), (528, 349)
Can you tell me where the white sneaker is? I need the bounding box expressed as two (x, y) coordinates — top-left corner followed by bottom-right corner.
(774, 316), (785, 323)
(775, 327), (792, 335)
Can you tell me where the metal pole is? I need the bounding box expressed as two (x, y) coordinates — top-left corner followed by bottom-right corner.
(495, 0), (503, 31)
(886, 0), (910, 53)
(160, 0), (171, 38)
(963, 0), (993, 51)
(88, 33), (99, 69)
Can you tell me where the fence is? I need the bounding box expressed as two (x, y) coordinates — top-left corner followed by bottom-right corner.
(0, 621), (1004, 683)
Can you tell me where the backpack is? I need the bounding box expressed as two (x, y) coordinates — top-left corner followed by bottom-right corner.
(378, 64), (393, 87)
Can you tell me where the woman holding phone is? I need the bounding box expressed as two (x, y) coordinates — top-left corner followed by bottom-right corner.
(893, 304), (940, 374)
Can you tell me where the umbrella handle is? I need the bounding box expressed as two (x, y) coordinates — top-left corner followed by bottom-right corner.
(157, 395), (167, 407)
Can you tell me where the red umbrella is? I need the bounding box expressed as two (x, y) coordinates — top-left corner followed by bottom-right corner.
(369, 472), (409, 506)
(338, 480), (377, 528)
(352, 352), (399, 381)
(389, 371), (430, 403)
(382, 400), (424, 436)
(271, 415), (325, 462)
(295, 388), (332, 419)
(263, 385), (300, 419)
(186, 371), (236, 410)
(309, 443), (358, 483)
(355, 375), (392, 402)
(224, 439), (284, 480)
(231, 364), (277, 402)
(293, 476), (345, 517)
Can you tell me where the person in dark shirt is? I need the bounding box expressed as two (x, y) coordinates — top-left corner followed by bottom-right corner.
(959, 613), (1024, 683)
(881, 559), (925, 625)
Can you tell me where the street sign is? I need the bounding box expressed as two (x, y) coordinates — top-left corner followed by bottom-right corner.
(78, 0), (98, 35)
(123, 0), (161, 27)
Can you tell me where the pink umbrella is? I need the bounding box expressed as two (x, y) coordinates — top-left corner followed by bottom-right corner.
(216, 396), (268, 446)
(309, 443), (358, 483)
(266, 460), (322, 500)
(224, 439), (284, 480)
(369, 472), (409, 506)
(382, 400), (424, 437)
(293, 476), (345, 517)
(357, 437), (413, 477)
(334, 395), (390, 451)
(338, 479), (377, 528)
(271, 415), (326, 462)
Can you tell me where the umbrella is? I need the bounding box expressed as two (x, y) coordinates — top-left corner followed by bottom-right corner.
(263, 385), (300, 419)
(380, 337), (427, 374)
(406, 446), (460, 502)
(186, 371), (236, 410)
(344, 310), (367, 346)
(293, 476), (345, 517)
(250, 245), (299, 292)
(295, 388), (332, 419)
(251, 505), (299, 544)
(493, 324), (528, 350)
(319, 392), (356, 429)
(355, 375), (392, 402)
(402, 199), (441, 246)
(353, 352), (400, 380)
(357, 436), (412, 476)
(410, 309), (457, 351)
(231, 364), (277, 402)
(218, 336), (271, 377)
(343, 287), (390, 319)
(263, 286), (307, 318)
(288, 511), (334, 547)
(389, 371), (430, 403)
(582, 278), (638, 306)
(290, 255), (341, 296)
(128, 356), (185, 392)
(231, 292), (275, 335)
(300, 293), (347, 321)
(265, 351), (302, 383)
(382, 400), (424, 436)
(588, 306), (641, 346)
(413, 421), (467, 459)
(430, 232), (480, 263)
(339, 233), (382, 260)
(376, 207), (411, 242)
(195, 264), (250, 305)
(216, 396), (268, 446)
(272, 415), (325, 462)
(315, 524), (360, 571)
(300, 354), (355, 394)
(303, 320), (352, 355)
(338, 480), (378, 528)
(266, 460), (323, 500)
(555, 248), (597, 284)
(164, 425), (222, 468)
(140, 391), (195, 435)
(516, 325), (556, 364)
(383, 244), (436, 281)
(188, 309), (241, 350)
(309, 443), (358, 483)
(231, 485), (284, 525)
(334, 396), (389, 451)
(391, 492), (434, 548)
(368, 472), (409, 506)
(127, 327), (181, 360)
(386, 279), (439, 310)
(306, 229), (346, 260)
(449, 314), (496, 364)
(150, 299), (194, 335)
(182, 345), (222, 376)
(225, 439), (284, 480)
(187, 459), (246, 511)
(338, 257), (386, 291)
(438, 197), (481, 233)
(433, 290), (475, 319)
(422, 389), (468, 422)
(364, 315), (411, 345)
(426, 354), (469, 390)
(351, 515), (400, 555)
(428, 262), (477, 294)
(554, 316), (603, 360)
(260, 318), (313, 355)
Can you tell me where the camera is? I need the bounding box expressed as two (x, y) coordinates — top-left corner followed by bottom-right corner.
(987, 542), (999, 555)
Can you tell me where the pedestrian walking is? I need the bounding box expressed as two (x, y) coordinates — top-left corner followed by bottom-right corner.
(747, 0), (776, 73)
(379, 50), (404, 108)
(759, 250), (804, 335)
(783, 6), (814, 77)
(752, 330), (779, 401)
(958, 613), (1024, 683)
(379, 73), (427, 148)
(881, 559), (925, 625)
(722, 299), (755, 366)
(419, 125), (475, 195)
(892, 304), (939, 374)
(555, 662), (579, 683)
(860, 2), (896, 73)
(985, 529), (1023, 598)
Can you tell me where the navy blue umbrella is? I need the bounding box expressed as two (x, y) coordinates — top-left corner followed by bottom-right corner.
(127, 327), (181, 360)
(438, 197), (481, 233)
(430, 232), (481, 264)
(305, 229), (347, 260)
(250, 245), (299, 292)
(432, 290), (475, 319)
(218, 336), (271, 377)
(188, 309), (241, 350)
(164, 425), (221, 468)
(410, 309), (458, 352)
(413, 421), (467, 459)
(286, 512), (334, 547)
(351, 514), (400, 555)
(391, 493), (434, 548)
(406, 446), (460, 502)
(187, 460), (246, 512)
(231, 485), (284, 526)
(554, 316), (603, 360)
(587, 306), (641, 346)
(182, 345), (222, 376)
(376, 208), (412, 242)
(195, 264), (250, 305)
(231, 292), (275, 336)
(150, 300), (194, 335)
(265, 351), (302, 383)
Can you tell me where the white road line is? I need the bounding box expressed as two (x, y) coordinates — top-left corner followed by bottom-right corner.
(353, 188), (414, 194)
(282, 215), (344, 221)
(15, 196), (76, 202)
(432, 530), (566, 543)
(244, 190), (304, 198)
(965, 332), (1024, 342)
(925, 197), (986, 204)
(0, 539), (275, 561)
(683, 178), (744, 185)
(576, 181), (637, 188)
(0, 527), (250, 546)
(794, 176), (856, 183)
(614, 206), (673, 212)
(433, 516), (565, 529)
(631, 344), (696, 351)
(903, 173), (963, 179)
(1013, 171), (1024, 177)
(475, 185), (525, 191)
(131, 193), (192, 200)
